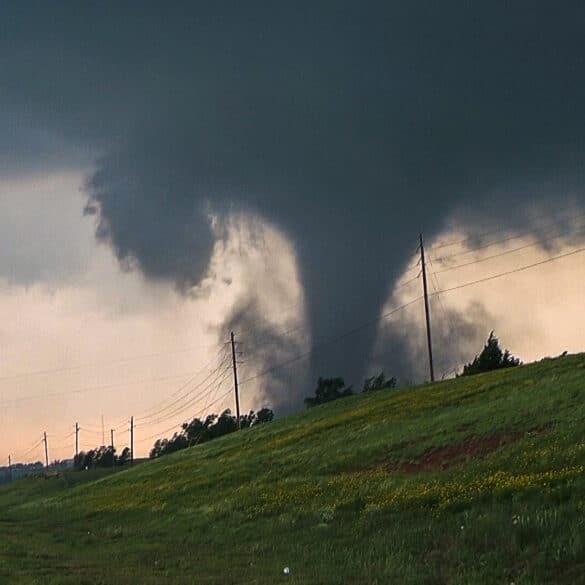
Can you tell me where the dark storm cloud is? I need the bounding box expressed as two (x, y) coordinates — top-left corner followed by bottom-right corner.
(3, 2), (585, 406)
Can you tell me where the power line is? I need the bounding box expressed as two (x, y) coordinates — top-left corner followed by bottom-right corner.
(426, 256), (462, 380)
(14, 438), (43, 460)
(433, 244), (585, 296)
(134, 384), (235, 445)
(392, 272), (421, 291)
(0, 371), (200, 407)
(238, 322), (308, 355)
(427, 205), (585, 252)
(134, 347), (231, 423)
(239, 296), (423, 386)
(432, 217), (585, 263)
(136, 367), (233, 428)
(0, 343), (224, 383)
(109, 356), (228, 431)
(431, 225), (585, 273)
(241, 245), (421, 359)
(79, 428), (103, 437)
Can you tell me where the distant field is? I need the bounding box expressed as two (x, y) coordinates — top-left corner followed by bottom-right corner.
(2, 354), (585, 584)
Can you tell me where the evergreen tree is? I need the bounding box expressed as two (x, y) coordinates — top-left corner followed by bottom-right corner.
(460, 331), (521, 376)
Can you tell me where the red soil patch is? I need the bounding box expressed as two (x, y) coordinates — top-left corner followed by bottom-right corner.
(385, 427), (545, 473)
(394, 433), (519, 472)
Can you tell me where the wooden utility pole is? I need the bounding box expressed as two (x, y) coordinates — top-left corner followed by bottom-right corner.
(75, 422), (79, 459)
(230, 331), (241, 430)
(419, 233), (435, 383)
(110, 429), (115, 467)
(8, 455), (12, 482)
(43, 432), (49, 469)
(130, 417), (134, 466)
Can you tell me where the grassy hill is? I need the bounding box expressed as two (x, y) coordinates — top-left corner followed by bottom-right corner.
(2, 353), (585, 584)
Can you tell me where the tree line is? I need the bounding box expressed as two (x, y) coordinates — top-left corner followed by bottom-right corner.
(149, 407), (274, 458)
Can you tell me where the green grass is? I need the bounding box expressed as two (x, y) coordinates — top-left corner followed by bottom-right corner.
(2, 353), (585, 584)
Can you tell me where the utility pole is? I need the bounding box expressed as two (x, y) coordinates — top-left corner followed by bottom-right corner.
(43, 432), (49, 469)
(8, 455), (12, 482)
(130, 416), (134, 466)
(419, 233), (435, 383)
(101, 414), (105, 446)
(230, 331), (241, 430)
(75, 422), (79, 459)
(110, 429), (115, 468)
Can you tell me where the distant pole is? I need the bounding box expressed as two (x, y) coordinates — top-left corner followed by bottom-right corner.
(130, 417), (134, 466)
(110, 429), (115, 468)
(230, 331), (241, 430)
(101, 414), (105, 446)
(8, 455), (12, 482)
(43, 432), (49, 469)
(75, 422), (79, 459)
(419, 233), (435, 383)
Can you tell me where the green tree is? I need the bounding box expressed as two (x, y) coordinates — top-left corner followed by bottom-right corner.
(460, 331), (521, 377)
(363, 372), (397, 392)
(304, 377), (353, 408)
(255, 407), (274, 424)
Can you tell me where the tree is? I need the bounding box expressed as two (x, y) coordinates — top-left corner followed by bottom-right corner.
(304, 377), (353, 408)
(460, 331), (521, 377)
(208, 409), (238, 439)
(363, 372), (397, 392)
(255, 407), (274, 425)
(118, 447), (131, 465)
(239, 410), (257, 429)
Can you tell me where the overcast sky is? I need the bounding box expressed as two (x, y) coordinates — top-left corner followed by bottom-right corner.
(2, 3), (585, 461)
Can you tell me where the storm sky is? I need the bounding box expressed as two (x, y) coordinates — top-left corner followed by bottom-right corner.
(2, 2), (585, 459)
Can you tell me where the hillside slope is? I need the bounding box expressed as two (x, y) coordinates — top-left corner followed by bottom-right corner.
(2, 354), (585, 584)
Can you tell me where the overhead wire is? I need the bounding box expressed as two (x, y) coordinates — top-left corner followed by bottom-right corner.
(426, 255), (461, 380)
(0, 342), (224, 383)
(13, 437), (44, 462)
(239, 296), (424, 386)
(237, 322), (308, 355)
(432, 215), (585, 263)
(101, 345), (232, 431)
(432, 244), (585, 297)
(427, 205), (585, 252)
(134, 375), (235, 445)
(136, 366), (233, 428)
(431, 223), (585, 272)
(0, 371), (200, 407)
(134, 346), (231, 423)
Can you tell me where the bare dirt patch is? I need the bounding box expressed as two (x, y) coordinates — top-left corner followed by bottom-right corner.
(394, 433), (521, 472)
(382, 427), (547, 473)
